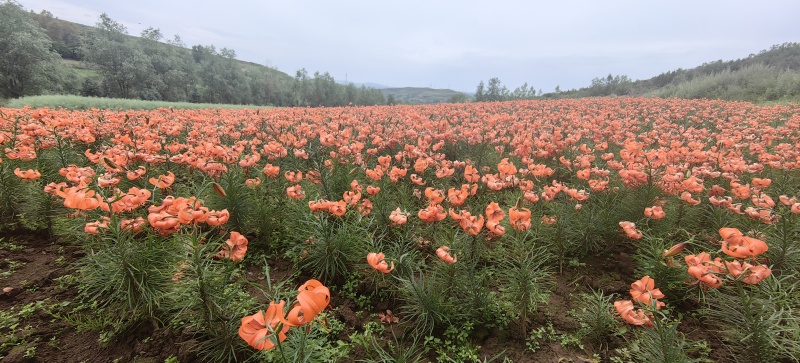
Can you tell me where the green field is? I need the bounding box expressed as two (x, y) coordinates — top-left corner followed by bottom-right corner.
(4, 94), (272, 110)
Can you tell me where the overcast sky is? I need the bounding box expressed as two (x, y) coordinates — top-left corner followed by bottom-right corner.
(17, 0), (800, 92)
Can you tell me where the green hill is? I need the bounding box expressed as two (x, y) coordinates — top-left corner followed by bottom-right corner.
(381, 87), (469, 104)
(2, 4), (386, 106)
(545, 42), (800, 103)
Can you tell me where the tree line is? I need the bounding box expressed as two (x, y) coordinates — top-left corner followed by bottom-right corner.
(0, 2), (386, 106)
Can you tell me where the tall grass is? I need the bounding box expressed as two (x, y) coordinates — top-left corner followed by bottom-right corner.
(4, 94), (272, 110)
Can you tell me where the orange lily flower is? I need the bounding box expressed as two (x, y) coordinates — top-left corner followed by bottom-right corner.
(778, 195), (796, 206)
(343, 190), (361, 206)
(218, 231), (248, 262)
(643, 206), (666, 220)
(751, 178), (771, 189)
(357, 199), (373, 216)
(126, 166), (147, 180)
(245, 177), (262, 188)
(62, 186), (102, 211)
(388, 166), (407, 182)
(447, 186), (469, 206)
(239, 301), (292, 351)
(680, 192), (701, 206)
(455, 211), (484, 235)
(497, 158), (517, 176)
(206, 209), (230, 226)
(464, 164), (480, 183)
(120, 217), (146, 233)
(328, 200), (348, 216)
(85, 217), (110, 234)
(284, 171), (303, 183)
(524, 190), (540, 203)
(263, 164), (280, 177)
(410, 174), (425, 185)
(149, 171), (175, 189)
(436, 246), (457, 264)
(724, 260), (771, 285)
(619, 221), (643, 239)
(629, 275), (665, 309)
(485, 202), (505, 223)
(719, 227), (768, 258)
(367, 252), (394, 273)
(287, 279), (330, 326)
(286, 184), (305, 199)
(14, 168), (41, 180)
(350, 179), (362, 192)
(424, 187), (445, 204)
(541, 215), (557, 225)
(685, 252), (723, 288)
(148, 211), (181, 235)
(509, 206), (532, 231)
(418, 203), (446, 223)
(389, 208), (408, 226)
(97, 173), (121, 188)
(614, 300), (653, 327)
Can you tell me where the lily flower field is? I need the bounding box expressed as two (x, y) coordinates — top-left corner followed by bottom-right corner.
(0, 98), (799, 362)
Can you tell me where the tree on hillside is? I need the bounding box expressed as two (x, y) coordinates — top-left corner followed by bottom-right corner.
(0, 2), (64, 98)
(82, 13), (155, 98)
(474, 80), (485, 102)
(447, 93), (469, 103)
(31, 9), (82, 60)
(485, 77), (508, 101)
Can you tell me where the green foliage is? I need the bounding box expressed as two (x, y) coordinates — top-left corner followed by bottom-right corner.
(766, 211), (800, 274)
(424, 323), (482, 363)
(78, 223), (176, 320)
(358, 330), (428, 363)
(569, 290), (619, 346)
(626, 319), (694, 363)
(380, 87), (469, 104)
(166, 230), (257, 362)
(260, 324), (348, 363)
(0, 2), (64, 98)
(496, 243), (553, 334)
(0, 161), (24, 226)
(701, 276), (800, 362)
(399, 271), (456, 334)
(293, 213), (371, 283)
(653, 63), (800, 102)
(16, 180), (55, 231)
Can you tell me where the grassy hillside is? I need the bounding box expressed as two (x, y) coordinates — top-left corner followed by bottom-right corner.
(546, 42), (800, 103)
(18, 9), (388, 107)
(381, 87), (469, 104)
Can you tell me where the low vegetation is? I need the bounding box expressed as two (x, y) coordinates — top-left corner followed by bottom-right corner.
(4, 94), (271, 110)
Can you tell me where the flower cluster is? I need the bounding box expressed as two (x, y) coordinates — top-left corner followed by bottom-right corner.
(614, 276), (665, 327)
(239, 279), (330, 351)
(685, 228), (771, 289)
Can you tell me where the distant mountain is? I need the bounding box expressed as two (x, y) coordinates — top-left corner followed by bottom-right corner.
(336, 80), (389, 89)
(380, 87), (469, 104)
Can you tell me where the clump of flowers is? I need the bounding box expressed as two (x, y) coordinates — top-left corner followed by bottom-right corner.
(619, 221), (643, 239)
(239, 279), (330, 351)
(614, 275), (665, 327)
(684, 228), (771, 289)
(367, 252), (394, 273)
